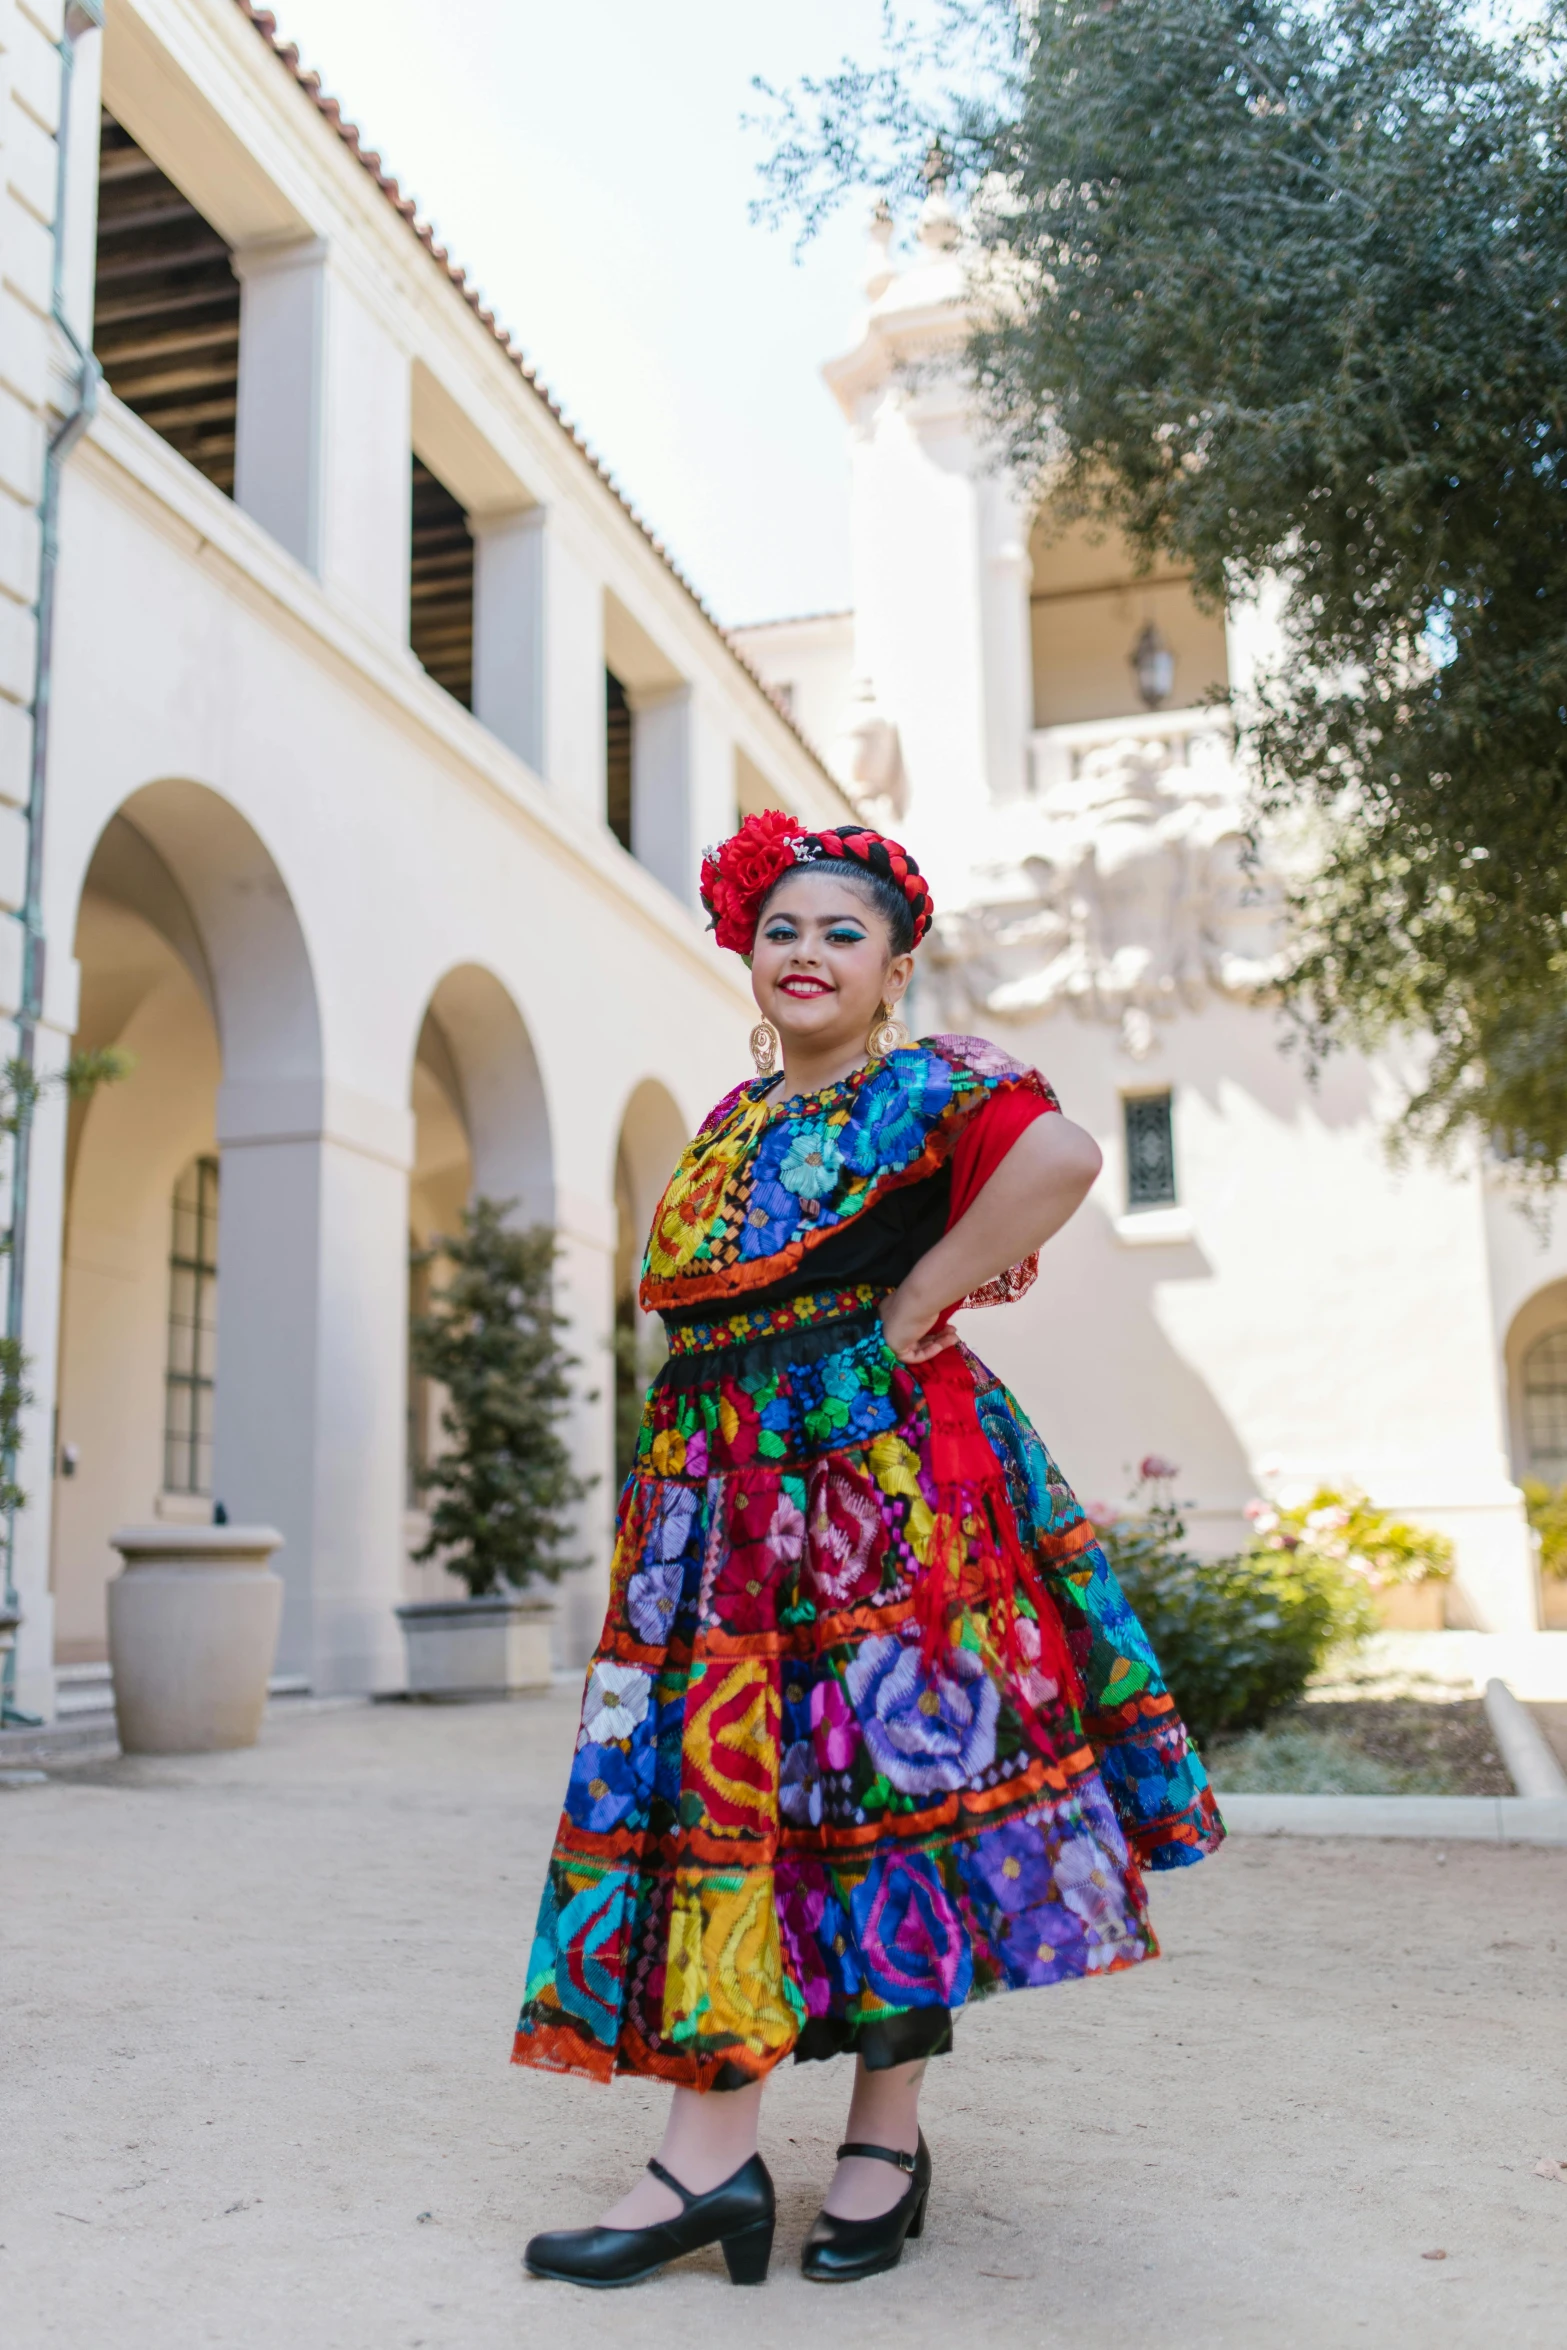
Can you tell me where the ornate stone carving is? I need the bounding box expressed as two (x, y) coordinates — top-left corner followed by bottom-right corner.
(930, 729), (1282, 1057)
(831, 673), (908, 822)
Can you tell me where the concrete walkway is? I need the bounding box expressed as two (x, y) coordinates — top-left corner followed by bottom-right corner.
(4, 1692), (1565, 2350)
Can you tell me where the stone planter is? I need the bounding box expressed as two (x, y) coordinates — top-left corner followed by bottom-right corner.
(395, 1592), (554, 1700)
(1373, 1580), (1448, 1631)
(108, 1526), (284, 1755)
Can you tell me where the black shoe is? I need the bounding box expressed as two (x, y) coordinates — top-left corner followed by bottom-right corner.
(800, 2134), (931, 2283)
(524, 2152), (775, 2289)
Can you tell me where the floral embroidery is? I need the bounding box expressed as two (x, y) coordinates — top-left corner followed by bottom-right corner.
(582, 1660), (651, 1744)
(777, 1119), (843, 1200)
(642, 1038), (1058, 1309)
(514, 1036), (1222, 2092)
(845, 1634), (1001, 1797)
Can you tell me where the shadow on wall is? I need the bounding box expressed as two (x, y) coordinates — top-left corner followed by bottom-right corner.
(957, 1191), (1256, 1551)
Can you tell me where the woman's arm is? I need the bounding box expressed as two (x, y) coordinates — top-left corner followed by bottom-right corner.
(880, 1114), (1103, 1362)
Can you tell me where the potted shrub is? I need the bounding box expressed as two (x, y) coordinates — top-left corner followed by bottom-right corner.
(397, 1200), (589, 1699)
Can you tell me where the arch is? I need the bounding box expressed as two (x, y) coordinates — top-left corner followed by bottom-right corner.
(608, 1079), (687, 1485)
(403, 965), (558, 1605)
(55, 781), (325, 1664)
(613, 1076), (687, 1295)
(1506, 1277), (1567, 1486)
(411, 963), (554, 1227)
(93, 781), (322, 1090)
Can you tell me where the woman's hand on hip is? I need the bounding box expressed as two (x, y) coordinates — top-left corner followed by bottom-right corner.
(879, 1283), (958, 1364)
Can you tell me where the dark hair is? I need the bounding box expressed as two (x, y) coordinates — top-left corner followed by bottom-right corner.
(758, 857), (916, 955)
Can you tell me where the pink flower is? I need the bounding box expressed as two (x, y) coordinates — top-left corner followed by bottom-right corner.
(1012, 1613), (1061, 1711)
(1139, 1453), (1179, 1483)
(810, 1677), (860, 1773)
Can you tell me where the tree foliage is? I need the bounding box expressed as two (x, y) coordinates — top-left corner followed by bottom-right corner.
(410, 1201), (590, 1598)
(755, 0), (1567, 1173)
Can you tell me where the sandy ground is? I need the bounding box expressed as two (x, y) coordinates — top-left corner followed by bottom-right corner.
(4, 1691), (1565, 2350)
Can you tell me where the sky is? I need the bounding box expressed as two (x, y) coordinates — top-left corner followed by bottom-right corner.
(272, 0), (902, 626)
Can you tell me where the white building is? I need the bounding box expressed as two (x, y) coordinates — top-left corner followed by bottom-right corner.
(736, 185), (1567, 1637)
(4, 8), (1561, 1731)
(0, 0), (852, 1720)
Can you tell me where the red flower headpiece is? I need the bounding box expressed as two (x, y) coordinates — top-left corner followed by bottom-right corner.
(699, 811), (934, 957)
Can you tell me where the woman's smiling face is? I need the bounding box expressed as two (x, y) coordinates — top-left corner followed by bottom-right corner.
(750, 871), (913, 1067)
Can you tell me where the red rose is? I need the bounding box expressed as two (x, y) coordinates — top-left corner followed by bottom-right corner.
(702, 810), (806, 954)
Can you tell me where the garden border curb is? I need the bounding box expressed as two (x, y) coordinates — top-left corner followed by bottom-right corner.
(1214, 1792), (1567, 1846)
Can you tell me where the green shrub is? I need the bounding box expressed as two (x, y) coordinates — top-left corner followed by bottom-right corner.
(1099, 1500), (1374, 1745)
(410, 1201), (590, 1597)
(1250, 1487), (1454, 1587)
(1522, 1479), (1567, 1581)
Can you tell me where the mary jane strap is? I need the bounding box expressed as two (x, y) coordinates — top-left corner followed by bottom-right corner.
(835, 2141), (918, 2173)
(645, 2157), (697, 2208)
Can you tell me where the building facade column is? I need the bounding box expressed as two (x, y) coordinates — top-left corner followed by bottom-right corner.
(976, 470), (1036, 806)
(213, 1077), (413, 1694)
(551, 1183), (616, 1670)
(541, 513), (606, 822)
(234, 240), (411, 642)
(471, 504), (545, 774)
(629, 682), (693, 906)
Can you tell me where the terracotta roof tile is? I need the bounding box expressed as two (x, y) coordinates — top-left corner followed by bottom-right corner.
(234, 4), (839, 793)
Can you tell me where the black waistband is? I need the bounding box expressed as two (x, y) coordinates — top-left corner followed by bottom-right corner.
(654, 1304), (886, 1392)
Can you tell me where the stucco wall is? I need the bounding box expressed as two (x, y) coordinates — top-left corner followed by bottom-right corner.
(946, 999), (1533, 1631)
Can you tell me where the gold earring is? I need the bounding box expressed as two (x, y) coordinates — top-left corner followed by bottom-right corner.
(867, 1000), (911, 1058)
(749, 1018), (781, 1076)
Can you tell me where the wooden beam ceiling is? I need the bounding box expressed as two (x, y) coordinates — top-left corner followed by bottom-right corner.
(410, 459), (474, 710)
(94, 111), (240, 497)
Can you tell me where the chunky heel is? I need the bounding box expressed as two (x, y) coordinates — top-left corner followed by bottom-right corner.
(525, 2152), (775, 2290)
(801, 2134), (932, 2282)
(721, 2217), (775, 2285)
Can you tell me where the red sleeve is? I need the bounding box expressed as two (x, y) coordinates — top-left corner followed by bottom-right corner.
(945, 1088), (1053, 1230)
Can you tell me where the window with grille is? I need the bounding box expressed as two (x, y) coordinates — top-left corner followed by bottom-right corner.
(1124, 1092), (1176, 1209)
(1523, 1329), (1567, 1481)
(165, 1156), (218, 1495)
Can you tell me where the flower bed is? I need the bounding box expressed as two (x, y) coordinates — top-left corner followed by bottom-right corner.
(1210, 1698), (1512, 1796)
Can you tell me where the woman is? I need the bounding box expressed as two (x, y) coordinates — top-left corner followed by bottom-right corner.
(514, 814), (1222, 2288)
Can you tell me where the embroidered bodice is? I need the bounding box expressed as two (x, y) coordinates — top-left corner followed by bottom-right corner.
(641, 1034), (1058, 1321)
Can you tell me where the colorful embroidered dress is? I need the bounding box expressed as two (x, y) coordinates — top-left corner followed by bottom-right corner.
(514, 1035), (1223, 2090)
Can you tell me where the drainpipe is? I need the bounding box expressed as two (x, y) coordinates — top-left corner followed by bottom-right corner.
(0, 1), (104, 1723)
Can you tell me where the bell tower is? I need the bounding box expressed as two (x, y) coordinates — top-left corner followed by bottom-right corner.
(820, 179), (1035, 902)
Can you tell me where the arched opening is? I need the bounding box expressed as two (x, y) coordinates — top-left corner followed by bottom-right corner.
(1507, 1278), (1567, 1487)
(404, 965), (554, 1596)
(52, 782), (323, 1675)
(1026, 505), (1230, 736)
(612, 1080), (687, 1484)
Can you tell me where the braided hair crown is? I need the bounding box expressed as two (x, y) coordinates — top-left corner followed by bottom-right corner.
(699, 812), (933, 958)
